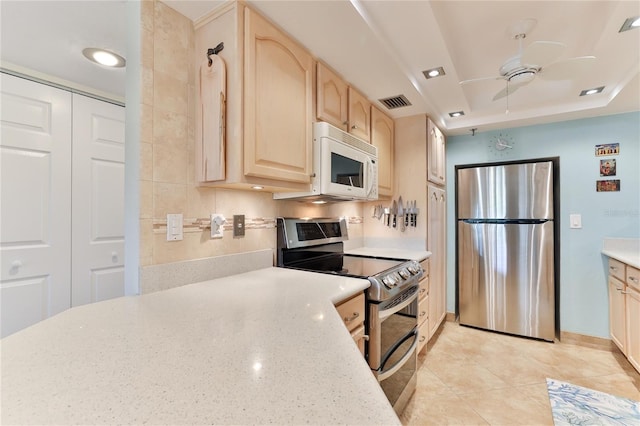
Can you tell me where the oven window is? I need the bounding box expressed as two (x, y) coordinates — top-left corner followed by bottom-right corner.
(331, 152), (363, 188)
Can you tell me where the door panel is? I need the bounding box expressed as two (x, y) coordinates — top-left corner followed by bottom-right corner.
(0, 74), (72, 337)
(72, 94), (125, 306)
(458, 220), (555, 340)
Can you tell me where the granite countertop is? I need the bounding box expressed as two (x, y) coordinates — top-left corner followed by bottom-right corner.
(1, 268), (400, 425)
(345, 247), (431, 262)
(602, 238), (640, 269)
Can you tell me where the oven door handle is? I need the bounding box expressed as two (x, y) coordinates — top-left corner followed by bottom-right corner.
(377, 328), (418, 382)
(379, 286), (418, 321)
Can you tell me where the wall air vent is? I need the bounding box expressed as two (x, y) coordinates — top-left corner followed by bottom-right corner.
(378, 94), (412, 110)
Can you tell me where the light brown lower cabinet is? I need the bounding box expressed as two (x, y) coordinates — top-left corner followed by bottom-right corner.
(607, 258), (640, 373)
(335, 292), (366, 356)
(417, 259), (430, 354)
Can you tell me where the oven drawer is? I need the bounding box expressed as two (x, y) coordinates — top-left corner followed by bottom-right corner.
(335, 292), (365, 332)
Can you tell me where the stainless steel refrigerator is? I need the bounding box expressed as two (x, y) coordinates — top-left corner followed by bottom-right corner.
(457, 161), (556, 341)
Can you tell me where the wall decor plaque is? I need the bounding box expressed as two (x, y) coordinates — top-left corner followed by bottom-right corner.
(595, 143), (619, 156)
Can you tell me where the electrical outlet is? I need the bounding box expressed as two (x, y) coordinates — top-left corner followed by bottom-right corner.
(233, 215), (245, 237)
(211, 214), (225, 239)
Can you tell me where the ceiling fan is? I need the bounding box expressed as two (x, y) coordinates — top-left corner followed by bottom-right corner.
(460, 21), (596, 103)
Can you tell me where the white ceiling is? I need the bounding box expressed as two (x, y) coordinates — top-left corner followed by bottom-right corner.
(2, 1), (638, 136)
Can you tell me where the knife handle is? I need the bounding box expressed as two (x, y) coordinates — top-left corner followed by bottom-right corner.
(405, 214), (409, 227)
(392, 214), (396, 228)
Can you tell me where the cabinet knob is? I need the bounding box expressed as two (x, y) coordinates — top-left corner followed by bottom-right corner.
(343, 312), (360, 323)
(111, 251), (119, 262)
(419, 335), (426, 343)
(419, 311), (426, 317)
(629, 276), (638, 283)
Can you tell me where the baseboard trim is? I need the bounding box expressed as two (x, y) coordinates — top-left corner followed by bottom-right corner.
(446, 312), (456, 322)
(559, 330), (616, 352)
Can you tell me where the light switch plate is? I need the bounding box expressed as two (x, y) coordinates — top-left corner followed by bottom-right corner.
(233, 215), (245, 237)
(570, 214), (582, 229)
(166, 213), (183, 241)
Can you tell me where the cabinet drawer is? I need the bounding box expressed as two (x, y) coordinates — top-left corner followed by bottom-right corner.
(335, 292), (365, 332)
(351, 324), (366, 356)
(420, 259), (430, 276)
(418, 276), (429, 301)
(609, 258), (626, 281)
(627, 265), (640, 292)
(418, 295), (429, 327)
(417, 315), (430, 354)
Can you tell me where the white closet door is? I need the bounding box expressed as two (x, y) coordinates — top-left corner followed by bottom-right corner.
(0, 74), (72, 337)
(71, 94), (125, 306)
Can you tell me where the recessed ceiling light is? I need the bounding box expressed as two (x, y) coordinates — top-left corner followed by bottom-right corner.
(82, 48), (126, 68)
(422, 67), (446, 79)
(449, 111), (465, 117)
(619, 16), (640, 32)
(579, 86), (604, 96)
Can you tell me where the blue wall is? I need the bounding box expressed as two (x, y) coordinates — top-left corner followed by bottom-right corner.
(446, 111), (640, 338)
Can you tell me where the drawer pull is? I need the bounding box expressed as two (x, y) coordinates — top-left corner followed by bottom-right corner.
(343, 312), (360, 323)
(610, 266), (618, 271)
(419, 288), (427, 295)
(419, 336), (426, 343)
(629, 276), (639, 283)
(419, 311), (427, 317)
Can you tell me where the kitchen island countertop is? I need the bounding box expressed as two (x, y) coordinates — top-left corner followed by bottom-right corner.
(1, 267), (400, 425)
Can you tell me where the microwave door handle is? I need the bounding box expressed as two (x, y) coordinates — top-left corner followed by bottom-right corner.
(366, 159), (374, 195)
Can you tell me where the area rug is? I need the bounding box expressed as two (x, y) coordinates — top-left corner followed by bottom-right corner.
(546, 378), (640, 425)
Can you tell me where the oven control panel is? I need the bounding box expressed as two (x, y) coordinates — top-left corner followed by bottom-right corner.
(380, 261), (423, 289)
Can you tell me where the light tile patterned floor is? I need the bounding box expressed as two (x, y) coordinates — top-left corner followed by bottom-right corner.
(400, 322), (640, 425)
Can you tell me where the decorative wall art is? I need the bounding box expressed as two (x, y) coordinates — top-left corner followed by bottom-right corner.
(595, 143), (619, 156)
(599, 159), (616, 177)
(596, 179), (620, 192)
(595, 143), (621, 192)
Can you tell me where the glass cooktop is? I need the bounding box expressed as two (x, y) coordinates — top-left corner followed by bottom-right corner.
(288, 254), (406, 278)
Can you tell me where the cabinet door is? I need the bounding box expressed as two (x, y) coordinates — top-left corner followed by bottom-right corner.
(316, 62), (348, 131)
(609, 276), (626, 352)
(625, 286), (639, 372)
(348, 87), (371, 142)
(427, 185), (447, 339)
(427, 118), (446, 186)
(370, 106), (394, 197)
(244, 7), (313, 183)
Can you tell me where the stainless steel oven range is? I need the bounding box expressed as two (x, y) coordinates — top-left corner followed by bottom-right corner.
(276, 217), (424, 414)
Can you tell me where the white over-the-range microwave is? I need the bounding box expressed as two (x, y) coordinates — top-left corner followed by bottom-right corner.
(273, 122), (378, 202)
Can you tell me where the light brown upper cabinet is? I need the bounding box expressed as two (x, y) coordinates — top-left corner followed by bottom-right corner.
(348, 87), (371, 142)
(427, 118), (446, 186)
(370, 106), (394, 198)
(316, 62), (348, 131)
(195, 4), (314, 192)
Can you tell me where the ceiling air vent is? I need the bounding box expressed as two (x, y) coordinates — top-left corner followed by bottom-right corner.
(378, 94), (412, 110)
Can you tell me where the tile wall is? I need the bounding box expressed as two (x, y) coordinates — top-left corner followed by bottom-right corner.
(139, 1), (363, 278)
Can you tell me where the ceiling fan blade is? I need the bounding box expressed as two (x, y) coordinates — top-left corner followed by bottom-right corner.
(459, 76), (502, 85)
(521, 41), (565, 66)
(492, 83), (523, 101)
(538, 56), (596, 80)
